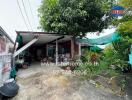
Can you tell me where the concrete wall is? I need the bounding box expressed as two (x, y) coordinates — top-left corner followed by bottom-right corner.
(0, 36), (6, 53)
(0, 35), (14, 54)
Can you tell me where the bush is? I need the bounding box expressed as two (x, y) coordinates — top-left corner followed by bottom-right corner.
(103, 45), (128, 72)
(75, 45), (123, 78)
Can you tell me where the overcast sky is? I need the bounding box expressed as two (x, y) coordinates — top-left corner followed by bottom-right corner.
(0, 0), (41, 41)
(0, 0), (116, 43)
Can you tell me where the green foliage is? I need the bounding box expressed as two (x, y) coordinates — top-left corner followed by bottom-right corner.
(112, 0), (132, 34)
(113, 15), (132, 35)
(103, 45), (128, 70)
(75, 63), (100, 78)
(75, 47), (120, 78)
(81, 50), (92, 62)
(38, 0), (111, 36)
(75, 60), (119, 78)
(119, 0), (132, 9)
(112, 37), (131, 65)
(118, 21), (132, 34)
(111, 0), (132, 67)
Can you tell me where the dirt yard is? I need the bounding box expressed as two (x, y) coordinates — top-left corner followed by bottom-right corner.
(12, 66), (129, 100)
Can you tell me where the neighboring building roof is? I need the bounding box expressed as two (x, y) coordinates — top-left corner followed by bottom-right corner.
(0, 26), (14, 44)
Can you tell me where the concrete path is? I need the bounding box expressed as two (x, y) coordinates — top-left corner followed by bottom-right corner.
(12, 64), (129, 100)
(125, 74), (132, 100)
(16, 63), (60, 78)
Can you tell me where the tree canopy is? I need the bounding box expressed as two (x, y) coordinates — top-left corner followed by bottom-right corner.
(38, 0), (111, 36)
(112, 0), (132, 66)
(120, 0), (132, 9)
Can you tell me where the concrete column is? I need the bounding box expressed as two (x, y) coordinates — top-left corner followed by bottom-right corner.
(71, 38), (74, 59)
(78, 43), (81, 58)
(46, 44), (48, 57)
(56, 40), (58, 65)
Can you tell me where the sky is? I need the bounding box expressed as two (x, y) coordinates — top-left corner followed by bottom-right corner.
(0, 0), (116, 44)
(86, 27), (116, 39)
(0, 0), (41, 41)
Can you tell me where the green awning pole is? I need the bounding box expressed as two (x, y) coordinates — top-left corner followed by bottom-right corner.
(129, 45), (132, 67)
(130, 45), (132, 54)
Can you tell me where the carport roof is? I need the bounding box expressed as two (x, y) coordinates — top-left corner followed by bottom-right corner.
(16, 31), (59, 35)
(16, 31), (73, 45)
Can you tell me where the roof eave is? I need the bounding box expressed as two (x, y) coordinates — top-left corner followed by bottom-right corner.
(0, 26), (14, 44)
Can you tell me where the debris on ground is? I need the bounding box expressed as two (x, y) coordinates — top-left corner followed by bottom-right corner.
(12, 69), (127, 100)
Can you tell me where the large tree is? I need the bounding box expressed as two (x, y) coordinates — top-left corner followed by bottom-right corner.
(112, 0), (132, 66)
(38, 0), (111, 36)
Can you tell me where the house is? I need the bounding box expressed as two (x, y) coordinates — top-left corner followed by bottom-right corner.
(0, 26), (14, 54)
(13, 31), (82, 66)
(0, 26), (14, 85)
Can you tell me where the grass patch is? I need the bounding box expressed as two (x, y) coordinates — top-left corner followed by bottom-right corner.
(74, 61), (120, 79)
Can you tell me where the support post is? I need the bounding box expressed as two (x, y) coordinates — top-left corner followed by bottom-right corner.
(56, 40), (58, 65)
(71, 38), (75, 59)
(46, 44), (48, 57)
(78, 43), (81, 59)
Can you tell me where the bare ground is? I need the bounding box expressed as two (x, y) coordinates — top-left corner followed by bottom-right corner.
(12, 67), (129, 100)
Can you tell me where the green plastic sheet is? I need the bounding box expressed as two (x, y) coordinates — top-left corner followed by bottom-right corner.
(76, 32), (120, 45)
(90, 46), (103, 51)
(16, 34), (23, 48)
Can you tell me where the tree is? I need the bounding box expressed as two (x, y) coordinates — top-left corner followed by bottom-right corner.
(120, 0), (132, 9)
(38, 0), (111, 36)
(112, 0), (132, 66)
(118, 0), (132, 35)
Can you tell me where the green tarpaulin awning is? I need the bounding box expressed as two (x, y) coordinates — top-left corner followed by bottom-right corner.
(90, 46), (103, 51)
(76, 32), (120, 45)
(16, 34), (23, 48)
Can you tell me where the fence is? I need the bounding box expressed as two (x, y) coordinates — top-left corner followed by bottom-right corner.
(0, 53), (12, 86)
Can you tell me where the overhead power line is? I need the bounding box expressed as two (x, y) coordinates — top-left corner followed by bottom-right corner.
(27, 0), (36, 30)
(16, 0), (29, 31)
(21, 0), (33, 31)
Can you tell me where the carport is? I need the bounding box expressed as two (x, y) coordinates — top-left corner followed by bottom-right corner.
(13, 31), (80, 66)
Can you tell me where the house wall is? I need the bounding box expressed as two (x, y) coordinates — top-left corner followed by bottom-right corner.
(59, 41), (71, 54)
(59, 40), (79, 58)
(0, 36), (14, 54)
(74, 42), (79, 56)
(0, 36), (6, 53)
(22, 39), (79, 62)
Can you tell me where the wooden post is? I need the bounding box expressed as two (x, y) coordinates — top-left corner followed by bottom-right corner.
(78, 43), (81, 59)
(71, 38), (75, 59)
(56, 40), (58, 65)
(46, 44), (48, 57)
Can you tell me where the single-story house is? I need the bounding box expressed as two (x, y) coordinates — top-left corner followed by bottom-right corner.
(13, 30), (119, 66)
(13, 31), (82, 65)
(0, 26), (14, 85)
(0, 26), (14, 54)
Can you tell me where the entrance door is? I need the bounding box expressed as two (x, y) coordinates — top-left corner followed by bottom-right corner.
(47, 45), (55, 58)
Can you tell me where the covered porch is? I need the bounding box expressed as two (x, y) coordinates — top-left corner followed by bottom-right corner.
(13, 31), (82, 68)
